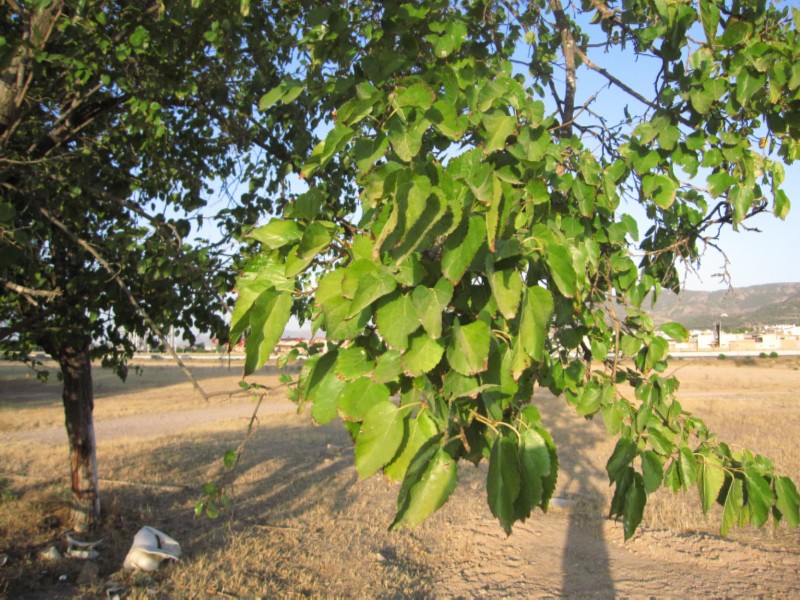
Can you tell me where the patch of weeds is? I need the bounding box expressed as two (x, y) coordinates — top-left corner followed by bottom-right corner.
(759, 352), (769, 359)
(717, 354), (727, 360)
(0, 478), (17, 502)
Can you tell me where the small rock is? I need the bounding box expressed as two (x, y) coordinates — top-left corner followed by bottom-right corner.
(77, 560), (99, 586)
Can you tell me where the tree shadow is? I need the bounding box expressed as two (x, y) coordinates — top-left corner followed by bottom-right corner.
(4, 413), (435, 598)
(536, 391), (617, 598)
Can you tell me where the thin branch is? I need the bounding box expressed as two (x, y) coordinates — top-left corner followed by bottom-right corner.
(548, 0), (577, 137)
(3, 280), (62, 305)
(38, 206), (211, 401)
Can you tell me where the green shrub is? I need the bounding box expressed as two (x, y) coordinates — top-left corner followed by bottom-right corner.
(769, 351), (779, 358)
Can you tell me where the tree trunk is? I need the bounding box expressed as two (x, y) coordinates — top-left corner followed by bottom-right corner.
(56, 344), (100, 532)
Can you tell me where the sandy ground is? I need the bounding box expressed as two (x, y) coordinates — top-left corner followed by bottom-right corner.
(1, 358), (799, 598)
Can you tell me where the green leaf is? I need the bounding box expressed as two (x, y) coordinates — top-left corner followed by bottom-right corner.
(285, 221), (335, 277)
(641, 450), (663, 494)
(372, 349), (403, 384)
(385, 412), (439, 482)
(659, 322), (689, 342)
(394, 83), (436, 109)
(338, 378), (390, 421)
(354, 401), (405, 479)
(411, 279), (453, 339)
(607, 437), (638, 482)
(721, 477), (744, 536)
(258, 78), (304, 111)
(707, 171), (737, 198)
(642, 173), (678, 209)
(427, 19), (468, 58)
(487, 433), (521, 534)
(244, 290), (293, 376)
(354, 135), (390, 174)
(774, 476), (800, 528)
(482, 111), (517, 154)
(304, 351), (346, 424)
(247, 219), (303, 249)
(402, 333), (445, 377)
(442, 215), (485, 284)
(487, 261), (523, 320)
(744, 469), (775, 527)
(546, 244), (577, 297)
(391, 446), (458, 530)
(699, 0), (720, 42)
(348, 268), (397, 317)
(576, 382), (603, 417)
(519, 286), (553, 362)
(623, 472), (646, 540)
(223, 450), (237, 470)
(679, 447), (699, 487)
(698, 455), (726, 513)
(447, 319), (491, 376)
(335, 347), (374, 380)
(376, 293), (419, 351)
(515, 428), (551, 518)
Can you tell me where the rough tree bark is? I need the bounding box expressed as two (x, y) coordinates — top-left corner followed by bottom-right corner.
(53, 344), (100, 533)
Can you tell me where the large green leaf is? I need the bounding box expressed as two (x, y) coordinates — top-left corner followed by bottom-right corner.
(441, 215), (485, 284)
(402, 333), (445, 377)
(698, 455), (726, 513)
(247, 219), (303, 249)
(774, 476), (800, 528)
(744, 468), (775, 526)
(487, 433), (521, 534)
(411, 279), (453, 339)
(335, 346), (374, 380)
(519, 286), (553, 362)
(338, 378), (390, 421)
(384, 412), (439, 482)
(348, 268), (397, 317)
(606, 437), (637, 482)
(487, 260), (523, 320)
(375, 293), (419, 351)
(482, 110), (517, 154)
(623, 472), (646, 540)
(515, 428), (550, 519)
(721, 477), (744, 536)
(354, 401), (405, 479)
(546, 244), (577, 298)
(447, 319), (491, 376)
(244, 290), (292, 376)
(391, 445), (458, 530)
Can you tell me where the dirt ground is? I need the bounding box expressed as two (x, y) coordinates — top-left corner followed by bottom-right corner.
(1, 357), (799, 598)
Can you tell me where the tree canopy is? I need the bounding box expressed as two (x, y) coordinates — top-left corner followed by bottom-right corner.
(231, 0), (800, 538)
(0, 0), (311, 530)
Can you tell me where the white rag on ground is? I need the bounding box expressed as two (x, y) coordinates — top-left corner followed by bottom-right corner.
(122, 526), (181, 571)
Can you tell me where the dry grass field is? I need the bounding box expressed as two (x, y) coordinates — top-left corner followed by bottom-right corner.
(1, 356), (799, 598)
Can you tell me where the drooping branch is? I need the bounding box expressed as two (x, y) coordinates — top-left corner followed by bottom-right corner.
(38, 206), (211, 401)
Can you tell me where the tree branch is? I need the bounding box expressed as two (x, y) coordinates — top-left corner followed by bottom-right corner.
(548, 0), (577, 137)
(38, 206), (211, 401)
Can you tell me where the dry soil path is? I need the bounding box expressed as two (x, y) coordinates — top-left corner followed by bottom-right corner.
(3, 400), (296, 445)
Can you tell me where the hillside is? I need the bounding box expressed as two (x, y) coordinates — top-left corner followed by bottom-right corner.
(645, 282), (800, 330)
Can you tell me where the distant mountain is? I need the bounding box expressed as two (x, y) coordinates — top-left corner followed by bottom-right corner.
(645, 283), (800, 330)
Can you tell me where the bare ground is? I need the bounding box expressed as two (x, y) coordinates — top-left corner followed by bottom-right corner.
(1, 357), (799, 598)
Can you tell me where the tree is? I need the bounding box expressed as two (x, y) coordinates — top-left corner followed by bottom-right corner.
(233, 0), (800, 538)
(0, 0), (309, 531)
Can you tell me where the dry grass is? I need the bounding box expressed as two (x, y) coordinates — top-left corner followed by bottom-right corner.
(1, 357), (799, 598)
